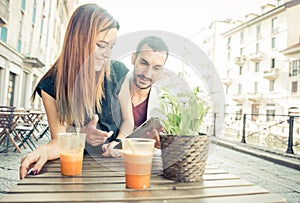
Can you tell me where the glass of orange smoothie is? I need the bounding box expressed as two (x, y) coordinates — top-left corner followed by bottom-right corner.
(122, 138), (155, 189)
(58, 133), (86, 176)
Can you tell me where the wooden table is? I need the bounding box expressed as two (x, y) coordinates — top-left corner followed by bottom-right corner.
(0, 155), (286, 202)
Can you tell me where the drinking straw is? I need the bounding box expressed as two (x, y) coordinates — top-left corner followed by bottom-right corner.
(76, 127), (84, 148)
(127, 139), (136, 154)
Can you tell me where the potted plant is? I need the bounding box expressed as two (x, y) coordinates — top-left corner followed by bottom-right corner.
(156, 86), (211, 182)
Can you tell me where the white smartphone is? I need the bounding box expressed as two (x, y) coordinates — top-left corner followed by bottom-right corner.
(114, 117), (163, 149)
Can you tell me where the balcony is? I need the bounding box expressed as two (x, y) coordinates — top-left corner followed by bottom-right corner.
(263, 68), (278, 80)
(247, 93), (261, 102)
(234, 56), (247, 66)
(0, 0), (9, 26)
(221, 77), (232, 85)
(23, 56), (45, 68)
(232, 94), (245, 103)
(249, 52), (263, 62)
(256, 33), (263, 40)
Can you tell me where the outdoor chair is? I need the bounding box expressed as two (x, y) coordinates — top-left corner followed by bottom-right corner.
(0, 112), (22, 153)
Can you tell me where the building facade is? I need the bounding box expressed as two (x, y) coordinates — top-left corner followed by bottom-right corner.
(200, 0), (300, 122)
(0, 0), (77, 109)
(282, 41), (300, 115)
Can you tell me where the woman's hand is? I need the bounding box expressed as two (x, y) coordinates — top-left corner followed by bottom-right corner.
(81, 115), (110, 146)
(19, 147), (48, 179)
(102, 141), (122, 157)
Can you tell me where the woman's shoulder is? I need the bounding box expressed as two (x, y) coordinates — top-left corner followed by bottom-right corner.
(110, 60), (129, 81)
(110, 60), (128, 74)
(37, 70), (56, 98)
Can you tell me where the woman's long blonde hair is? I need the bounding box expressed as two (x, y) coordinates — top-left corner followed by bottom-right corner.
(32, 4), (119, 127)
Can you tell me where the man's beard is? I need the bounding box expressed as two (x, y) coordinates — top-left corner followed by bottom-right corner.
(133, 74), (153, 89)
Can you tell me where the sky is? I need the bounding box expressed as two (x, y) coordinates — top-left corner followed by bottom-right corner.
(76, 0), (277, 98)
(78, 0), (274, 37)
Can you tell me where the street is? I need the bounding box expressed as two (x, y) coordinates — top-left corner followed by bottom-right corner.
(208, 143), (300, 203)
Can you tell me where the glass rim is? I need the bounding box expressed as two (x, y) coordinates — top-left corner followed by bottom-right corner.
(124, 138), (155, 143)
(57, 132), (86, 136)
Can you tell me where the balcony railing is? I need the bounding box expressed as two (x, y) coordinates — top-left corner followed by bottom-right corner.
(234, 56), (247, 66)
(263, 68), (278, 80)
(247, 93), (261, 102)
(221, 77), (232, 85)
(232, 94), (245, 103)
(249, 52), (263, 62)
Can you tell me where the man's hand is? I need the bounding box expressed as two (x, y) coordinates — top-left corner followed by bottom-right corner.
(102, 141), (122, 157)
(146, 128), (161, 149)
(81, 115), (110, 146)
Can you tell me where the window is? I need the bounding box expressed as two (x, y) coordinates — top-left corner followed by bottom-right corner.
(21, 0), (26, 11)
(266, 109), (275, 122)
(32, 6), (36, 25)
(271, 58), (275, 68)
(238, 83), (242, 94)
(227, 37), (231, 46)
(17, 40), (22, 53)
(240, 31), (244, 44)
(256, 42), (260, 52)
(239, 66), (243, 75)
(7, 72), (16, 106)
(0, 27), (7, 42)
(255, 62), (260, 72)
(271, 37), (276, 49)
(235, 106), (242, 120)
(269, 80), (275, 91)
(271, 17), (277, 33)
(40, 18), (44, 38)
(226, 85), (229, 95)
(254, 82), (258, 94)
(292, 81), (298, 96)
(251, 104), (259, 121)
(291, 60), (299, 76)
(256, 24), (261, 38)
(240, 48), (243, 55)
(227, 51), (230, 61)
(19, 12), (24, 52)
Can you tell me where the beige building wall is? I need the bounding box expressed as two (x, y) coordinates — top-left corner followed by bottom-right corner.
(0, 0), (77, 109)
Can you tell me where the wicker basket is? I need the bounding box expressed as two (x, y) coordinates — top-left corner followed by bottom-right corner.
(160, 134), (210, 182)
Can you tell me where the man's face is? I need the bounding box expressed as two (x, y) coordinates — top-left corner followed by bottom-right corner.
(132, 44), (167, 89)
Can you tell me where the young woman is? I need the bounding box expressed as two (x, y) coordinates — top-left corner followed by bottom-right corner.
(19, 3), (133, 179)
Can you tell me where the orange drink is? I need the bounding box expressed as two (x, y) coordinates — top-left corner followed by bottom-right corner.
(58, 133), (86, 176)
(122, 138), (155, 189)
(60, 149), (84, 176)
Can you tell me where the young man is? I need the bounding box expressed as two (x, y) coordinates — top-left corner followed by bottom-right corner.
(130, 36), (169, 129)
(102, 36), (169, 157)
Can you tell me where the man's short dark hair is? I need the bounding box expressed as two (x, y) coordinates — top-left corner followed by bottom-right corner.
(136, 36), (169, 60)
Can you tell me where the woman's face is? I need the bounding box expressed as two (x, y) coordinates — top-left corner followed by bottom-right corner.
(94, 28), (118, 71)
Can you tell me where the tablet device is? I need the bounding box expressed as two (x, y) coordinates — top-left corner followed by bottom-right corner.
(114, 117), (163, 149)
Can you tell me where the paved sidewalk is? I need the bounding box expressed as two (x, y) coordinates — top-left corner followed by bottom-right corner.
(0, 136), (49, 198)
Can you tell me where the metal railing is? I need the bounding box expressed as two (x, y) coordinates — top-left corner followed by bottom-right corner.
(206, 112), (300, 155)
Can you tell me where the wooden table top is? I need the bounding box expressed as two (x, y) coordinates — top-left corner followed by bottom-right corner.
(0, 155), (286, 203)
